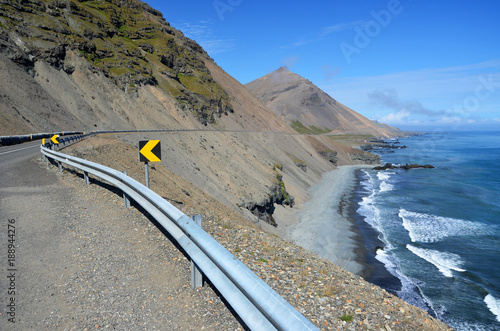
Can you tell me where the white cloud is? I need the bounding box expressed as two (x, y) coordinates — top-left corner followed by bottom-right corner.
(281, 19), (370, 50)
(173, 20), (235, 55)
(320, 20), (370, 37)
(378, 109), (411, 124)
(319, 60), (500, 129)
(368, 88), (446, 117)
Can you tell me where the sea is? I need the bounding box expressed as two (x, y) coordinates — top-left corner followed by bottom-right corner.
(353, 131), (500, 330)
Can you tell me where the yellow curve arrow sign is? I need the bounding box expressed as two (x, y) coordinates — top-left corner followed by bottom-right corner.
(51, 134), (60, 144)
(139, 140), (161, 162)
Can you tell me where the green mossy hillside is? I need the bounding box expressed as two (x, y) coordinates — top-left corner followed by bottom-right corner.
(0, 0), (233, 124)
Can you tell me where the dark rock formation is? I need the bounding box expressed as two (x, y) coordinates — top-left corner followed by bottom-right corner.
(244, 172), (295, 227)
(295, 161), (307, 172)
(319, 150), (338, 166)
(373, 163), (435, 170)
(361, 143), (407, 151)
(350, 152), (381, 165)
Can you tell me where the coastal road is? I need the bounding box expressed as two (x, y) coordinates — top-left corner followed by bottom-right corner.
(0, 140), (76, 327)
(0, 140), (41, 170)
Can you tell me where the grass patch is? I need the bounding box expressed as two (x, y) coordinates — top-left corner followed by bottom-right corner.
(109, 66), (132, 76)
(321, 285), (335, 297)
(326, 134), (372, 141)
(177, 73), (212, 97)
(291, 120), (331, 134)
(340, 314), (353, 322)
(326, 134), (374, 148)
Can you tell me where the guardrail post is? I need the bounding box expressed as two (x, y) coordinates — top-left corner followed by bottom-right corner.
(58, 161), (63, 172)
(145, 161), (150, 188)
(84, 171), (89, 186)
(122, 171), (131, 208)
(190, 214), (204, 288)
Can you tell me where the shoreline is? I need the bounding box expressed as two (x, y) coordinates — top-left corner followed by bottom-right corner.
(286, 165), (373, 275)
(350, 169), (403, 293)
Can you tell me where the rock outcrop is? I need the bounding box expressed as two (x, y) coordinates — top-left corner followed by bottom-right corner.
(374, 163), (435, 170)
(350, 152), (381, 165)
(319, 150), (338, 166)
(243, 168), (295, 227)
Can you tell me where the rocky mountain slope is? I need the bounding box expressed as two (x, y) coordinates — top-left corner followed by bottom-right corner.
(246, 67), (402, 137)
(0, 0), (237, 132)
(0, 0), (382, 230)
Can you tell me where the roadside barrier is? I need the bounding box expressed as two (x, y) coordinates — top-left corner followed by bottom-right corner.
(0, 131), (84, 146)
(40, 144), (319, 331)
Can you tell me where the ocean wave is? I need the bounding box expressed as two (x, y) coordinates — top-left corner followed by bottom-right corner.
(375, 249), (433, 313)
(377, 171), (395, 181)
(407, 244), (465, 277)
(399, 209), (489, 243)
(357, 195), (385, 232)
(485, 294), (500, 323)
(380, 181), (394, 192)
(377, 171), (395, 192)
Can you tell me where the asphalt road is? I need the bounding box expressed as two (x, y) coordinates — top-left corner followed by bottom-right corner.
(0, 141), (42, 181)
(0, 141), (69, 328)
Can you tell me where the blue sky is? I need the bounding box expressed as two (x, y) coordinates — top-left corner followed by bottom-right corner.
(144, 0), (500, 131)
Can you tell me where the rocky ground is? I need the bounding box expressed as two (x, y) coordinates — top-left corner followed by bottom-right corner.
(14, 139), (454, 331)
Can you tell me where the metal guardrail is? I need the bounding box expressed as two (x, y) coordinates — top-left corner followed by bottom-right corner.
(0, 131), (85, 146)
(40, 145), (319, 331)
(2, 127), (304, 147)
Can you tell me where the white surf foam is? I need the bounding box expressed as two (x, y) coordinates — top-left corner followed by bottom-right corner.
(485, 294), (500, 323)
(399, 209), (489, 243)
(380, 181), (394, 192)
(357, 195), (385, 233)
(375, 248), (433, 313)
(357, 172), (377, 226)
(407, 244), (465, 277)
(377, 171), (394, 181)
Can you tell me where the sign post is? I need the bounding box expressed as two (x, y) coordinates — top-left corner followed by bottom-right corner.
(138, 140), (161, 188)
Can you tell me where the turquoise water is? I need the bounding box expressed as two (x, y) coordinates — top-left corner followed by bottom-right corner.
(355, 131), (500, 330)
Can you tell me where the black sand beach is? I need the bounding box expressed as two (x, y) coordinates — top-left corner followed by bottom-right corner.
(288, 165), (402, 294)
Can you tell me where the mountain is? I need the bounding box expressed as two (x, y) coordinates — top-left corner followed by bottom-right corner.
(245, 67), (402, 137)
(0, 0), (382, 232)
(0, 0), (239, 133)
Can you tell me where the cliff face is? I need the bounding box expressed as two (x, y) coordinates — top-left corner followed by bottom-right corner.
(0, 0), (232, 131)
(245, 67), (402, 137)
